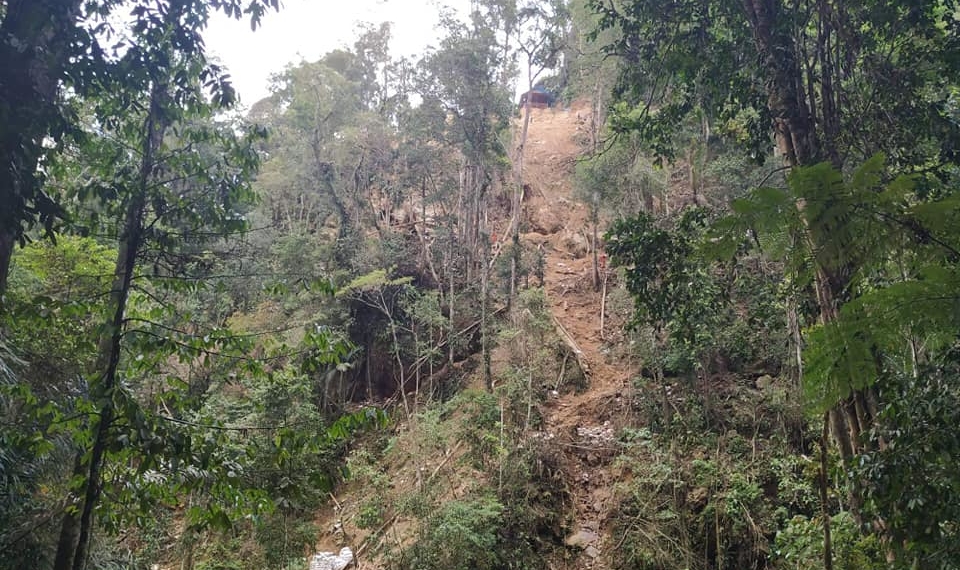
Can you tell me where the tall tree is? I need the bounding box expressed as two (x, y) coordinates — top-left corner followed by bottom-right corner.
(590, 0), (960, 445)
(513, 0), (568, 295)
(417, 5), (515, 389)
(591, 0), (960, 561)
(0, 0), (83, 294)
(0, 0), (279, 296)
(51, 31), (264, 568)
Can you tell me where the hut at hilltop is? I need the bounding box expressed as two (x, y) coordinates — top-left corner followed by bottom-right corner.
(519, 86), (555, 109)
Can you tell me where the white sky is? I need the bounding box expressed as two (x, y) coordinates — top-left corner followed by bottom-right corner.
(204, 0), (469, 107)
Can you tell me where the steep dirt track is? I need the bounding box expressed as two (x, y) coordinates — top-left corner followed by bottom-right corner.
(517, 102), (635, 568)
(308, 103), (637, 570)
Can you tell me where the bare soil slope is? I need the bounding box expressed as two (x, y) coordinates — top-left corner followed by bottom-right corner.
(307, 101), (638, 570)
(518, 101), (637, 568)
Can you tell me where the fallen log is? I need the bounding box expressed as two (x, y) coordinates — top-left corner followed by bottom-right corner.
(552, 313), (591, 380)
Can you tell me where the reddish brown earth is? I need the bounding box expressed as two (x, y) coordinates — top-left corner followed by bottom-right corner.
(304, 101), (640, 570)
(517, 101), (638, 568)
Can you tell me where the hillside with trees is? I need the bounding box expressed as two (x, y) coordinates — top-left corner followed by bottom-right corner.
(1, 1), (959, 570)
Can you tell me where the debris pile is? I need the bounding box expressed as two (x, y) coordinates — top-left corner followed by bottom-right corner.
(310, 547), (353, 570)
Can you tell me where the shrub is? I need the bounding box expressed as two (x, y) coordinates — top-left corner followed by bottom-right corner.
(405, 495), (504, 570)
(772, 513), (884, 570)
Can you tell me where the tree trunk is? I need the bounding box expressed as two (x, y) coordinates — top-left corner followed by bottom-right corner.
(384, 297), (410, 419)
(510, 230), (520, 306)
(741, 0), (820, 166)
(786, 295), (803, 387)
(0, 0), (83, 296)
(481, 236), (492, 392)
(52, 455), (84, 570)
(446, 248), (455, 368)
(0, 231), (15, 303)
(458, 163), (471, 283)
(740, 2), (852, 557)
(818, 413), (834, 570)
(366, 349), (373, 401)
(591, 193), (600, 292)
(509, 62), (537, 311)
(591, 77), (603, 152)
(54, 80), (169, 570)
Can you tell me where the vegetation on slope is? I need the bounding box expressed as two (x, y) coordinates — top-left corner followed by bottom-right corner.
(2, 1), (960, 569)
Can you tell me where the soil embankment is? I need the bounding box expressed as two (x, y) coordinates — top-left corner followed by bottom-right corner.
(517, 101), (636, 568)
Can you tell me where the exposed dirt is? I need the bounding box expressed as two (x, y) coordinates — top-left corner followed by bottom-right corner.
(307, 101), (639, 570)
(516, 101), (637, 569)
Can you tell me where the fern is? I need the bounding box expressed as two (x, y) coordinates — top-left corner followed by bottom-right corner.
(803, 319), (877, 412)
(710, 154), (960, 412)
(336, 268), (413, 295)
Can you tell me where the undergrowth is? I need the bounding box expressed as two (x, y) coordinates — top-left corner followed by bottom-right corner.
(609, 376), (887, 570)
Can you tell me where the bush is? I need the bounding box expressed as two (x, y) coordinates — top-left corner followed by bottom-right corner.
(772, 513), (884, 570)
(405, 495), (504, 570)
(453, 389), (501, 469)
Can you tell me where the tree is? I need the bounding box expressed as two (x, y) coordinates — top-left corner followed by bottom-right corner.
(606, 209), (728, 427)
(590, 0), (960, 542)
(591, 0), (960, 186)
(0, 236), (115, 568)
(0, 0), (85, 295)
(256, 58), (365, 268)
(46, 20), (267, 564)
(417, 5), (515, 390)
(512, 0), (568, 296)
(708, 153), (960, 564)
(563, 0), (619, 130)
(0, 0), (280, 295)
(338, 270), (416, 417)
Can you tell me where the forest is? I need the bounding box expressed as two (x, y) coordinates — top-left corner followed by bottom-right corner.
(1, 0), (959, 569)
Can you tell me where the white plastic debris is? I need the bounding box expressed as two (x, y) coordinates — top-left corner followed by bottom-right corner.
(310, 547), (354, 570)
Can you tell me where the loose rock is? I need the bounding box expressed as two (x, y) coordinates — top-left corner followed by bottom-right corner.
(565, 529), (599, 548)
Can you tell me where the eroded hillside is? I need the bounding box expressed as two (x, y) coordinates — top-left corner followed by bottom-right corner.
(305, 101), (641, 570)
(517, 101), (635, 568)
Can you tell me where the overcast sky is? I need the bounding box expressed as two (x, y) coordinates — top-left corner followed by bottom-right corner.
(204, 0), (468, 107)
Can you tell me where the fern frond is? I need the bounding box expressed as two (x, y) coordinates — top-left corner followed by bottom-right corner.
(803, 264), (960, 411)
(803, 319), (877, 412)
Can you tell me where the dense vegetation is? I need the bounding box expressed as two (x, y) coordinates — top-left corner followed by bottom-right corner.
(1, 1), (959, 569)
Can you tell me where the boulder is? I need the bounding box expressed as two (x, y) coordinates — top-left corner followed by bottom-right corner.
(529, 206), (563, 234)
(561, 230), (589, 258)
(565, 528), (599, 548)
(755, 374), (775, 390)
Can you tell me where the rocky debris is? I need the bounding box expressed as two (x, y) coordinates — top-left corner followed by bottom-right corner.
(529, 206), (564, 234)
(521, 231), (552, 246)
(528, 431), (557, 441)
(523, 101), (630, 570)
(310, 547), (353, 570)
(576, 422), (615, 445)
(565, 528), (599, 548)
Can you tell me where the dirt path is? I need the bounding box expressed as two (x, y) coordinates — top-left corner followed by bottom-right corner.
(517, 102), (636, 568)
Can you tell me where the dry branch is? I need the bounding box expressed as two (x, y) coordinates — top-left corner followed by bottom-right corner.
(355, 441), (465, 557)
(551, 313), (591, 380)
